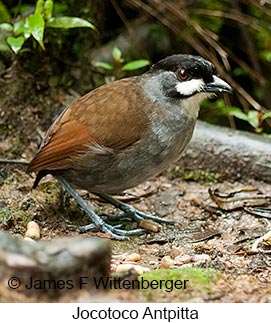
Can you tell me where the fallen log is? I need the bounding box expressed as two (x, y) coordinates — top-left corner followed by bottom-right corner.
(179, 120), (271, 183)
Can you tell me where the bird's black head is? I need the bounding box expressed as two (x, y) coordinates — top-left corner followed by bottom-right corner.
(150, 54), (232, 99)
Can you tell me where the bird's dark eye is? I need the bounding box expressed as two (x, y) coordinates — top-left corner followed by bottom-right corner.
(177, 69), (189, 81)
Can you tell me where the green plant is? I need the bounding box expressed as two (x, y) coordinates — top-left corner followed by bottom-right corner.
(0, 0), (95, 54)
(208, 98), (271, 134)
(0, 209), (13, 226)
(94, 46), (150, 78)
(223, 102), (270, 134)
(229, 109), (271, 134)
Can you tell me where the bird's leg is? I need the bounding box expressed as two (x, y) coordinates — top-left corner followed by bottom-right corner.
(94, 192), (175, 224)
(58, 177), (145, 240)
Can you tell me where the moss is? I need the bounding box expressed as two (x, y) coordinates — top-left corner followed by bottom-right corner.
(31, 180), (61, 205)
(14, 210), (31, 226)
(0, 209), (13, 226)
(170, 166), (221, 184)
(63, 204), (86, 224)
(139, 267), (222, 301)
(0, 209), (31, 229)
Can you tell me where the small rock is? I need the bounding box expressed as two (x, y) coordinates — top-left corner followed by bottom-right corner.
(124, 253), (141, 262)
(160, 255), (175, 268)
(191, 254), (211, 264)
(175, 254), (192, 264)
(25, 221), (40, 240)
(113, 263), (150, 275)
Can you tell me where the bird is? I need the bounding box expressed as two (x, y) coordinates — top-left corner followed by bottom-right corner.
(27, 54), (232, 239)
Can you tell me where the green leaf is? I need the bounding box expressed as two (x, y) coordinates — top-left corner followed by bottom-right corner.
(261, 50), (271, 63)
(35, 0), (45, 15)
(13, 20), (24, 36)
(225, 106), (243, 115)
(122, 59), (150, 71)
(230, 109), (260, 128)
(215, 98), (226, 109)
(0, 23), (12, 31)
(94, 61), (113, 70)
(0, 1), (11, 23)
(44, 0), (53, 20)
(47, 17), (95, 29)
(0, 33), (11, 51)
(6, 36), (25, 54)
(255, 127), (263, 134)
(112, 47), (122, 62)
(229, 109), (249, 121)
(262, 111), (271, 121)
(25, 12), (45, 49)
(247, 110), (260, 128)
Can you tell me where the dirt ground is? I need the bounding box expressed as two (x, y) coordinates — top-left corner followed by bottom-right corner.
(0, 71), (270, 303)
(1, 164), (271, 302)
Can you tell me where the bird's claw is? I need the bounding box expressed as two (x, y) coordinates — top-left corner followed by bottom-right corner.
(80, 222), (146, 240)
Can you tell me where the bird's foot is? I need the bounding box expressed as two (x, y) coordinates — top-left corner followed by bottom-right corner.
(107, 207), (175, 224)
(80, 222), (145, 240)
(59, 177), (174, 240)
(96, 192), (175, 224)
(58, 177), (148, 240)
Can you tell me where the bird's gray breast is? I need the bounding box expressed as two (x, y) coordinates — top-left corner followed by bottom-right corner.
(115, 88), (198, 189)
(146, 100), (196, 166)
(139, 74), (198, 165)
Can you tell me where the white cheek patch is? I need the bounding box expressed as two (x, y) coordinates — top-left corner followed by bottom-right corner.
(176, 78), (205, 96)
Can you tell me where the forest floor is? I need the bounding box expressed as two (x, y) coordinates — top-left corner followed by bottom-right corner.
(0, 71), (270, 303)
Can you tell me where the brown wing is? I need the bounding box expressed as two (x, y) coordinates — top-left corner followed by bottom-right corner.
(27, 78), (150, 173)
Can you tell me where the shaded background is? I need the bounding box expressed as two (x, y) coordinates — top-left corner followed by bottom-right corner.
(1, 0), (271, 136)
